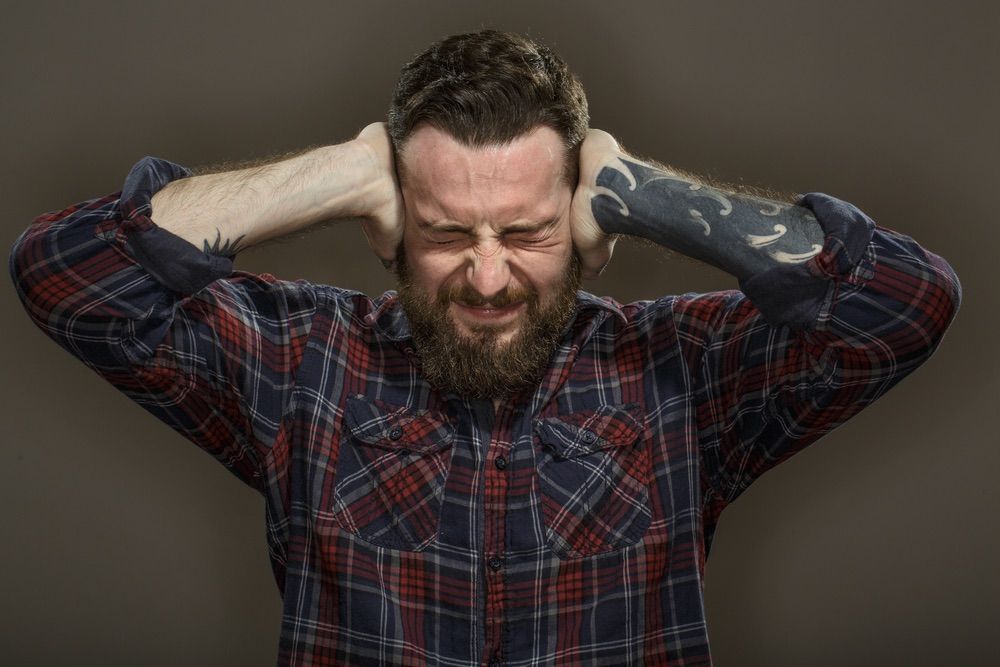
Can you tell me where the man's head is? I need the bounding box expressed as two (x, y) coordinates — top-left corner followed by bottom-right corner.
(387, 30), (590, 399)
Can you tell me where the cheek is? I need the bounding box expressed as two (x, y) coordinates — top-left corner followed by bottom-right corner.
(508, 246), (572, 294)
(404, 245), (461, 292)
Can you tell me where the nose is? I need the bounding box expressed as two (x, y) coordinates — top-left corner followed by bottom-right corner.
(465, 238), (512, 302)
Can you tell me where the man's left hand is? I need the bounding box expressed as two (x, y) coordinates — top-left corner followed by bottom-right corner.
(569, 128), (629, 279)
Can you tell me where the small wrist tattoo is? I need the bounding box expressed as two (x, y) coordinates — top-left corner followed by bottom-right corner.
(203, 228), (246, 257)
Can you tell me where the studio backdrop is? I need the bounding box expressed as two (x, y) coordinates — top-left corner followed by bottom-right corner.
(1, 1), (995, 665)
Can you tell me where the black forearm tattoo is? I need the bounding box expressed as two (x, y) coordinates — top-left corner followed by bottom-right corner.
(202, 228), (247, 258)
(591, 157), (825, 280)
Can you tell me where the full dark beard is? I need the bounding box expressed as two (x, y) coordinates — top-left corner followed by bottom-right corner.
(395, 247), (582, 400)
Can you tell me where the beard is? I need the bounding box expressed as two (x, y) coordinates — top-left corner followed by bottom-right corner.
(395, 247), (582, 400)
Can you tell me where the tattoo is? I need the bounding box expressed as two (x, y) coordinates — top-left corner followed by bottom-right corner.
(202, 228), (247, 258)
(591, 157), (825, 280)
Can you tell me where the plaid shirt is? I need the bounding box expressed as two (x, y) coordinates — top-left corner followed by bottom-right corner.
(9, 156), (961, 666)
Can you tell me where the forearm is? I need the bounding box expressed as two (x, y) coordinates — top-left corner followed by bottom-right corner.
(591, 157), (825, 280)
(150, 140), (379, 255)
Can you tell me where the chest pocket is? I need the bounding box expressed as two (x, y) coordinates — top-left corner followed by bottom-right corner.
(332, 396), (455, 551)
(534, 404), (651, 559)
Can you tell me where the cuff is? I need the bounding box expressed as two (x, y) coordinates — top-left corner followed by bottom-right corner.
(737, 192), (875, 330)
(115, 156), (235, 295)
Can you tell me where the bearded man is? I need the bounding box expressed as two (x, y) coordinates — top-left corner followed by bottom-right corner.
(10, 29), (960, 667)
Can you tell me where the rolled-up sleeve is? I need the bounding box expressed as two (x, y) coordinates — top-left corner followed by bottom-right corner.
(110, 155), (236, 294)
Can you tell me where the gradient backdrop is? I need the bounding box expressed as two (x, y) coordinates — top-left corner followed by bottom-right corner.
(2, 1), (996, 665)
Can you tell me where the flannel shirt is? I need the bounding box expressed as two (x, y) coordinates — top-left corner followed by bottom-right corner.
(9, 156), (962, 666)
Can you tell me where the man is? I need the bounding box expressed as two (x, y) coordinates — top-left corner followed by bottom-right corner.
(9, 29), (960, 666)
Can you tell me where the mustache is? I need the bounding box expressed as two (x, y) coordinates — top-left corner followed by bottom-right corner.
(438, 283), (537, 308)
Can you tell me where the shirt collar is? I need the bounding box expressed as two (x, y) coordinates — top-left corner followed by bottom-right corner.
(366, 289), (627, 343)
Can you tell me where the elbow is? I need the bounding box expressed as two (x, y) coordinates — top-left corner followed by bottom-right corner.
(9, 222), (47, 318)
(879, 251), (962, 380)
(8, 213), (76, 324)
(844, 247), (962, 377)
(8, 212), (133, 372)
(923, 251), (962, 351)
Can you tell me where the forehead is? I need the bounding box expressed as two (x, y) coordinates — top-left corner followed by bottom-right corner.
(399, 125), (568, 224)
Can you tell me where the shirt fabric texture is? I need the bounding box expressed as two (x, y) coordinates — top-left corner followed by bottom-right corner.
(9, 156), (962, 666)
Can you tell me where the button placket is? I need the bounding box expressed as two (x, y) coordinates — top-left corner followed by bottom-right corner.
(481, 400), (513, 666)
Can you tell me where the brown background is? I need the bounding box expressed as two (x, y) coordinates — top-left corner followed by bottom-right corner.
(2, 1), (996, 665)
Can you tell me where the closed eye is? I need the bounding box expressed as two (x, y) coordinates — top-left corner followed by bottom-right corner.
(422, 229), (468, 245)
(505, 232), (546, 244)
(420, 218), (559, 246)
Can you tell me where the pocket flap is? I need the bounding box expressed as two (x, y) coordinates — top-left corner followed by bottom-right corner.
(345, 395), (455, 454)
(534, 403), (644, 460)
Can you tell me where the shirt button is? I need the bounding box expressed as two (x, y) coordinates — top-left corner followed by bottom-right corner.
(489, 659), (504, 667)
(581, 429), (597, 444)
(494, 456), (507, 470)
(388, 425), (404, 441)
(488, 556), (504, 571)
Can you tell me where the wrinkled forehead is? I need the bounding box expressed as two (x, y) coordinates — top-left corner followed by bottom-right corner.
(397, 125), (572, 220)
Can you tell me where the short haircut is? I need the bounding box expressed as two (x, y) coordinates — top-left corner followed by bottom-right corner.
(388, 29), (589, 185)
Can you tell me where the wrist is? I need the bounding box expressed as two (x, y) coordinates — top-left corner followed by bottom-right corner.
(339, 136), (399, 220)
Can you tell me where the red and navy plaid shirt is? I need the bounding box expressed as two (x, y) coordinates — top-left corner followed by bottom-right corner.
(9, 157), (961, 666)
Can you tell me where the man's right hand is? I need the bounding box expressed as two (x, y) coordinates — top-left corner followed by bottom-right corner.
(353, 122), (405, 269)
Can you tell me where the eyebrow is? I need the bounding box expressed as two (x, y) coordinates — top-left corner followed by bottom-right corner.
(417, 220), (468, 233)
(503, 218), (559, 234)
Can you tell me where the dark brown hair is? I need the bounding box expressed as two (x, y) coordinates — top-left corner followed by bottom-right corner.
(388, 29), (589, 184)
